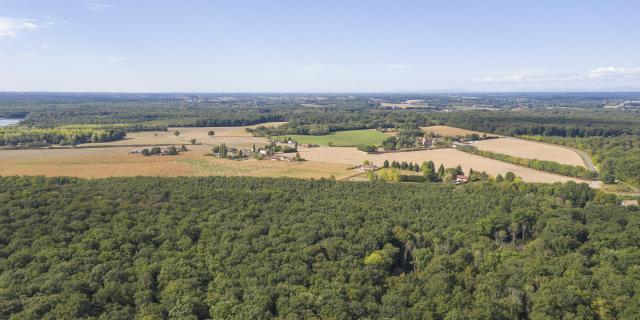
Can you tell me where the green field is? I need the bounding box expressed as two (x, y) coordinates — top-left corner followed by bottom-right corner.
(276, 129), (388, 147)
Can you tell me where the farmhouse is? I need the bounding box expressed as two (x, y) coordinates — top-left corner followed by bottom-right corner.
(455, 175), (469, 184)
(452, 141), (471, 148)
(621, 199), (639, 207)
(357, 163), (378, 172)
(128, 149), (143, 154)
(420, 136), (433, 147)
(266, 155), (290, 161)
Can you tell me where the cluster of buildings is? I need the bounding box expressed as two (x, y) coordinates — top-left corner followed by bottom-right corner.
(356, 163), (378, 172)
(454, 174), (469, 184)
(211, 145), (294, 162)
(128, 146), (180, 156)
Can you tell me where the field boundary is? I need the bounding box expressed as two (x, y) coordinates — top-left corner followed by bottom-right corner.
(513, 136), (598, 173)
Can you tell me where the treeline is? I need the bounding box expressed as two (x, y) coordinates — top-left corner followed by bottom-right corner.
(432, 110), (640, 137)
(457, 145), (598, 180)
(191, 114), (285, 127)
(378, 160), (495, 183)
(2, 176), (636, 319)
(247, 110), (434, 136)
(0, 127), (126, 147)
(59, 123), (168, 132)
(521, 135), (640, 187)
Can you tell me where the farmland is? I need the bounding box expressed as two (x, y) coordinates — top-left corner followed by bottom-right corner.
(78, 122), (287, 148)
(472, 137), (588, 167)
(0, 122), (602, 186)
(0, 145), (352, 179)
(0, 142), (597, 185)
(297, 146), (597, 185)
(274, 129), (388, 147)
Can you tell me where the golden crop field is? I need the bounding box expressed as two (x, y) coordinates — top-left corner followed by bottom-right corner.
(78, 122), (287, 148)
(297, 146), (593, 185)
(0, 144), (352, 179)
(421, 125), (499, 137)
(381, 103), (415, 109)
(472, 137), (587, 167)
(0, 121), (597, 186)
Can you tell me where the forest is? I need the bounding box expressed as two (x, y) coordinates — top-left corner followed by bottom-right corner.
(0, 127), (127, 148)
(1, 176), (637, 319)
(432, 109), (640, 137)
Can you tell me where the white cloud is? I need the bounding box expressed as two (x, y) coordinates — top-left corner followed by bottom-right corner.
(77, 1), (113, 12)
(588, 66), (640, 79)
(384, 64), (412, 70)
(478, 74), (525, 83)
(476, 66), (640, 84)
(0, 17), (40, 38)
(301, 64), (348, 74)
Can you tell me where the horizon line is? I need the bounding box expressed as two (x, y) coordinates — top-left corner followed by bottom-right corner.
(2, 90), (640, 95)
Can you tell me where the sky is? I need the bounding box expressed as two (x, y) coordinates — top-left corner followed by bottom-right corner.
(1, 0), (639, 92)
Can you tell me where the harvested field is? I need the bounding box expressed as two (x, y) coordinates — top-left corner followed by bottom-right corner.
(297, 146), (594, 185)
(78, 122), (286, 148)
(0, 145), (351, 179)
(472, 137), (587, 167)
(422, 125), (499, 137)
(381, 103), (416, 109)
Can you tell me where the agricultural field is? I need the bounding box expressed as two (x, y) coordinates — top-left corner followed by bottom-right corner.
(421, 125), (500, 137)
(297, 146), (597, 185)
(0, 144), (352, 179)
(380, 102), (418, 109)
(274, 129), (388, 147)
(78, 122), (286, 148)
(472, 137), (587, 167)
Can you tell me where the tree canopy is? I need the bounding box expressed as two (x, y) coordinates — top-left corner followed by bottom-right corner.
(0, 176), (637, 319)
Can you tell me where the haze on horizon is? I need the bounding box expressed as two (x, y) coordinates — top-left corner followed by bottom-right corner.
(1, 0), (639, 93)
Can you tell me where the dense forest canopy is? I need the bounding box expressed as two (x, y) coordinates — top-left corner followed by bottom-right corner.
(0, 176), (637, 319)
(432, 109), (640, 137)
(1, 93), (639, 319)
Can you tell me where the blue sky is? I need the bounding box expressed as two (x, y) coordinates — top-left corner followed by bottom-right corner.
(1, 0), (639, 92)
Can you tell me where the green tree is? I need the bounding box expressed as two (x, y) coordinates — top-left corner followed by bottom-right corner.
(504, 172), (516, 182)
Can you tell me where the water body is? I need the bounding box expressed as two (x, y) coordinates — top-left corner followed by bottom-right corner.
(0, 118), (22, 127)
